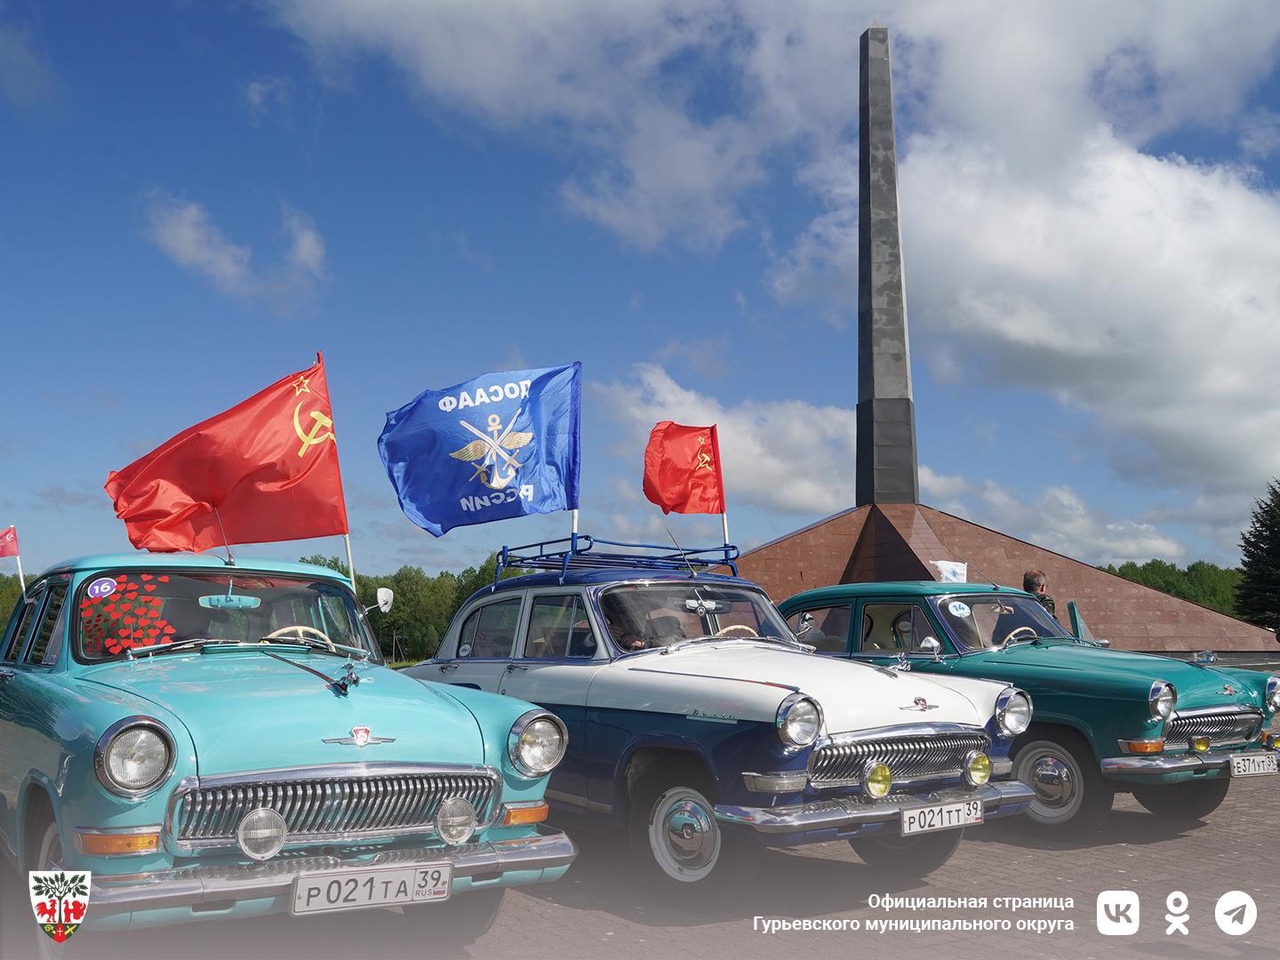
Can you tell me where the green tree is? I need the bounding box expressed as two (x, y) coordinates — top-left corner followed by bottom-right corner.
(0, 574), (23, 624)
(1102, 558), (1241, 617)
(1237, 479), (1280, 631)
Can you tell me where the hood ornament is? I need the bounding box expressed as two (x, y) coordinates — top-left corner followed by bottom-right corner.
(323, 726), (396, 747)
(900, 697), (939, 712)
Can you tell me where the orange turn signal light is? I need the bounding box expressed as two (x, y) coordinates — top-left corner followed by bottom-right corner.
(1120, 739), (1165, 755)
(77, 830), (160, 856)
(502, 801), (549, 827)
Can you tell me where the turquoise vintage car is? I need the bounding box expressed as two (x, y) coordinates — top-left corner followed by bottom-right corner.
(778, 582), (1280, 829)
(0, 553), (575, 945)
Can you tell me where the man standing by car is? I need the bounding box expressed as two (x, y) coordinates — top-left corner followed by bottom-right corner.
(1023, 569), (1057, 620)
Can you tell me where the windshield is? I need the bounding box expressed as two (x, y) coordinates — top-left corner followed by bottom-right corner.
(597, 582), (793, 650)
(934, 594), (1068, 650)
(75, 570), (381, 663)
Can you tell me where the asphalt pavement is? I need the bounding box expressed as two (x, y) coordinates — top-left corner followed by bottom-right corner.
(3, 774), (1277, 960)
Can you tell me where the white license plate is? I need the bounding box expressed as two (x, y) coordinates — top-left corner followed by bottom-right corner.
(292, 864), (452, 915)
(901, 799), (984, 836)
(1230, 753), (1279, 777)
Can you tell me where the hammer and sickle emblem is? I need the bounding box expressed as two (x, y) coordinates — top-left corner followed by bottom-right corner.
(293, 400), (335, 457)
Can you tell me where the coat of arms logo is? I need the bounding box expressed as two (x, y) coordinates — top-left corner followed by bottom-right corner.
(29, 870), (91, 944)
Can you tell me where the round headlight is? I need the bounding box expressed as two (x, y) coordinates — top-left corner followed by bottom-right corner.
(776, 695), (823, 747)
(95, 718), (175, 796)
(1265, 675), (1280, 713)
(995, 689), (1033, 737)
(436, 797), (477, 846)
(508, 711), (568, 778)
(1149, 680), (1177, 721)
(237, 808), (287, 861)
(863, 761), (892, 799)
(964, 751), (992, 787)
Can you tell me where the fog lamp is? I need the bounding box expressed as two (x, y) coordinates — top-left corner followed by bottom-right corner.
(237, 808), (287, 861)
(1191, 736), (1211, 753)
(863, 762), (892, 799)
(436, 797), (477, 846)
(964, 752), (992, 786)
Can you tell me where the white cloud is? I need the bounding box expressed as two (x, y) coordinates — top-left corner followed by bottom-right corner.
(0, 18), (57, 107)
(144, 194), (326, 309)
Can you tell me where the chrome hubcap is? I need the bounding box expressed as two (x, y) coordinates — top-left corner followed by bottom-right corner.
(1030, 755), (1075, 807)
(662, 797), (716, 869)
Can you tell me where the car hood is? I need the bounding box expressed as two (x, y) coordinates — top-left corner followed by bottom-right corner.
(78, 650), (486, 774)
(615, 641), (991, 731)
(966, 640), (1269, 710)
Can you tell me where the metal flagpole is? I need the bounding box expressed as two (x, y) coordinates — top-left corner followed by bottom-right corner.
(344, 533), (357, 585)
(14, 552), (23, 591)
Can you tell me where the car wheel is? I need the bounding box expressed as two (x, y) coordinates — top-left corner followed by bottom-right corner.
(628, 765), (759, 898)
(848, 827), (964, 878)
(28, 814), (87, 959)
(1012, 728), (1113, 828)
(433, 888), (505, 945)
(1130, 777), (1230, 821)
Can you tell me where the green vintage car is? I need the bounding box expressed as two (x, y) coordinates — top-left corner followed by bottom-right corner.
(777, 582), (1280, 828)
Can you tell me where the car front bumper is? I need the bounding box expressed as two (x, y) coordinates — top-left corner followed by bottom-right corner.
(86, 826), (576, 930)
(1100, 750), (1279, 784)
(714, 780), (1035, 843)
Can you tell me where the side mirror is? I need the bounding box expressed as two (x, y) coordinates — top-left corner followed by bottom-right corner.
(919, 636), (942, 661)
(796, 612), (815, 637)
(367, 587), (394, 614)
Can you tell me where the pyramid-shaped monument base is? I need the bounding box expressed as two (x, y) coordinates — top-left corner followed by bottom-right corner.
(735, 503), (1276, 653)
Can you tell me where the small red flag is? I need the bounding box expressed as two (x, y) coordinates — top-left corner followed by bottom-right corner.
(642, 422), (726, 515)
(104, 355), (349, 552)
(0, 525), (17, 558)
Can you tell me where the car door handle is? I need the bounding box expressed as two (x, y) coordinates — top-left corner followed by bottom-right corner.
(0, 669), (15, 684)
(507, 663), (528, 672)
(437, 663), (458, 673)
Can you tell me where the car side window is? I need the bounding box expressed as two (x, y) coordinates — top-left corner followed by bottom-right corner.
(785, 605), (851, 653)
(25, 582), (69, 665)
(523, 594), (597, 659)
(859, 603), (931, 653)
(456, 598), (522, 659)
(2, 590), (38, 662)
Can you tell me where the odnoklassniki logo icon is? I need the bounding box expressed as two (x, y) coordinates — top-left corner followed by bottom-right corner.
(29, 870), (91, 944)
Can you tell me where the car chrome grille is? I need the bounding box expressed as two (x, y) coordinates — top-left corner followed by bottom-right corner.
(173, 769), (498, 845)
(809, 731), (991, 786)
(1167, 708), (1263, 747)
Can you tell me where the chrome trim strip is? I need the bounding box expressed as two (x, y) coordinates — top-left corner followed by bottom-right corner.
(87, 827), (577, 916)
(1100, 752), (1277, 776)
(716, 781), (1035, 834)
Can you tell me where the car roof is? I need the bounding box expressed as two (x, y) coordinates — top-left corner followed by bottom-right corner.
(38, 553), (348, 581)
(781, 581), (1037, 603)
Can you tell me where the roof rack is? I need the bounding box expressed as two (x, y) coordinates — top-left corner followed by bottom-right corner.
(496, 533), (739, 583)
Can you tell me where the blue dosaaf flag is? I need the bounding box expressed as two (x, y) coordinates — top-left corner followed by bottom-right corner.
(378, 363), (582, 537)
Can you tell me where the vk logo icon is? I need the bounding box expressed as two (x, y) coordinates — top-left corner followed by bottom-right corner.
(1097, 891), (1141, 936)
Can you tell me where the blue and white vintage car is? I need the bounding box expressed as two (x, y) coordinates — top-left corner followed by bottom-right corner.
(0, 553), (575, 945)
(404, 537), (1035, 894)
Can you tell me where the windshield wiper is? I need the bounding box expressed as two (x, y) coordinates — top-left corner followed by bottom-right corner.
(254, 634), (371, 660)
(130, 637), (235, 659)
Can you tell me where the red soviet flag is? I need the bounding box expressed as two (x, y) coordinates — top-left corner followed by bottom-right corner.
(642, 422), (726, 515)
(105, 355), (349, 552)
(0, 525), (17, 558)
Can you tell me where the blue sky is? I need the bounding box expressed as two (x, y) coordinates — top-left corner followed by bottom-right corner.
(4, 1), (1280, 580)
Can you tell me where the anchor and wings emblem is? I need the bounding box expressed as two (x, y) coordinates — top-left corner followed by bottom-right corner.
(449, 411), (534, 491)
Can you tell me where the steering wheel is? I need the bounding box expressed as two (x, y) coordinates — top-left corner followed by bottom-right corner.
(265, 624), (337, 652)
(1001, 625), (1039, 646)
(714, 623), (759, 638)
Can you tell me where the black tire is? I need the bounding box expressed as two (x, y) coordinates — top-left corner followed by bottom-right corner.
(1012, 727), (1113, 829)
(628, 763), (759, 899)
(848, 827), (964, 878)
(1131, 777), (1230, 821)
(27, 811), (87, 959)
(434, 887), (505, 945)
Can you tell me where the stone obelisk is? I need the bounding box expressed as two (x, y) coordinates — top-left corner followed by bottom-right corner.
(854, 26), (919, 506)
